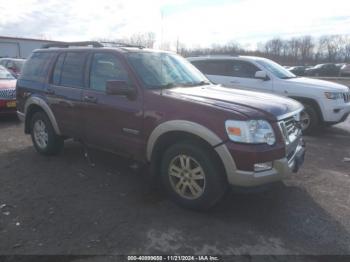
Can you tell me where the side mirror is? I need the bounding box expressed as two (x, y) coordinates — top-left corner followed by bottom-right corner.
(255, 71), (269, 81)
(106, 80), (136, 98)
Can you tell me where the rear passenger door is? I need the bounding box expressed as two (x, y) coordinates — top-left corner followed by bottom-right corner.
(82, 52), (144, 158)
(48, 51), (87, 139)
(191, 60), (232, 86)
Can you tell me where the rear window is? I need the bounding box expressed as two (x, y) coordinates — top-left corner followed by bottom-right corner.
(21, 52), (55, 82)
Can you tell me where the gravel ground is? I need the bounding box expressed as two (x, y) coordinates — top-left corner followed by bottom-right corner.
(0, 115), (349, 256)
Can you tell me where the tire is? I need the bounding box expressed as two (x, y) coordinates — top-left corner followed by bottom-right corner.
(160, 141), (228, 210)
(300, 103), (319, 134)
(30, 111), (64, 155)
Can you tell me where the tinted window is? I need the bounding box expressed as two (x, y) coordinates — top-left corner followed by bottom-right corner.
(90, 53), (129, 91)
(21, 52), (55, 81)
(192, 60), (231, 76)
(52, 53), (66, 85)
(60, 52), (87, 88)
(229, 61), (260, 78)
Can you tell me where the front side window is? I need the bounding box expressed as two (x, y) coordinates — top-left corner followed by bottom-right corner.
(127, 52), (208, 89)
(89, 53), (129, 92)
(60, 52), (87, 88)
(230, 61), (260, 78)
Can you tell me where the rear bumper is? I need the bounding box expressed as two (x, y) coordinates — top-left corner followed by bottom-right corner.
(0, 99), (17, 114)
(215, 138), (305, 187)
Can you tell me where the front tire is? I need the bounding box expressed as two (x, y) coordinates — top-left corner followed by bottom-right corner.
(160, 142), (228, 210)
(300, 103), (319, 134)
(30, 111), (64, 155)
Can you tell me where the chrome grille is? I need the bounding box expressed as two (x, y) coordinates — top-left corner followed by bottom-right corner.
(279, 114), (302, 145)
(343, 92), (350, 103)
(0, 88), (16, 100)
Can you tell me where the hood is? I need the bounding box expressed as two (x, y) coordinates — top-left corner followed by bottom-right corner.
(164, 85), (302, 120)
(285, 77), (349, 92)
(0, 79), (16, 89)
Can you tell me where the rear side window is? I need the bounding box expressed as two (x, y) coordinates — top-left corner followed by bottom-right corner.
(52, 53), (66, 85)
(191, 60), (231, 76)
(21, 52), (55, 81)
(59, 52), (87, 88)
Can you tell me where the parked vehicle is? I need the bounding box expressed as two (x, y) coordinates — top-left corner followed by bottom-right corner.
(188, 56), (350, 134)
(0, 58), (26, 78)
(304, 63), (340, 77)
(340, 64), (350, 76)
(288, 66), (309, 76)
(0, 65), (17, 114)
(17, 42), (305, 210)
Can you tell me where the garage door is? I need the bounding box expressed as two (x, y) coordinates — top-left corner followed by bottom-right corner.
(0, 42), (19, 58)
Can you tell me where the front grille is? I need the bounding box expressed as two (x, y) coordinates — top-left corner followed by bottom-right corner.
(0, 89), (16, 100)
(343, 92), (350, 103)
(279, 114), (302, 145)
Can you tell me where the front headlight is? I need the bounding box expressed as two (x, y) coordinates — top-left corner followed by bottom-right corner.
(324, 92), (343, 100)
(225, 120), (276, 145)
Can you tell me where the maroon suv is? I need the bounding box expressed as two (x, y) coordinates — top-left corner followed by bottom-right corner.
(16, 42), (305, 210)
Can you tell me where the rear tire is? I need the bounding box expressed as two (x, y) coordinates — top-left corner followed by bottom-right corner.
(30, 111), (64, 155)
(301, 103), (319, 134)
(160, 141), (228, 210)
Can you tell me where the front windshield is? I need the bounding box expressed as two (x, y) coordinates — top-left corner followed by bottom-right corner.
(0, 67), (15, 80)
(256, 59), (296, 79)
(127, 52), (209, 89)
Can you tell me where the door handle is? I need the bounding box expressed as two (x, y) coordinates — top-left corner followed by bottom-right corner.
(83, 95), (97, 103)
(230, 81), (240, 84)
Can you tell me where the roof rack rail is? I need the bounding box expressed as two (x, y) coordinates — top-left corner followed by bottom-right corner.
(41, 41), (103, 49)
(100, 41), (145, 49)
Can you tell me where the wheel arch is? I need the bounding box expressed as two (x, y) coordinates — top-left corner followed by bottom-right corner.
(147, 120), (232, 181)
(24, 96), (61, 135)
(288, 96), (324, 122)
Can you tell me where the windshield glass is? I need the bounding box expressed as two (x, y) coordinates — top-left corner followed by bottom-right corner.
(127, 52), (209, 89)
(0, 67), (15, 79)
(256, 59), (296, 79)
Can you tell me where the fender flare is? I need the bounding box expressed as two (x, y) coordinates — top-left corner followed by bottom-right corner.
(146, 120), (237, 180)
(24, 96), (61, 135)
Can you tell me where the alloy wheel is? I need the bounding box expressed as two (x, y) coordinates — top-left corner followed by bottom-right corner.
(168, 154), (206, 200)
(33, 119), (48, 149)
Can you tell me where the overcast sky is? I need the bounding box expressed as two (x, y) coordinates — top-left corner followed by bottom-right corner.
(0, 0), (349, 49)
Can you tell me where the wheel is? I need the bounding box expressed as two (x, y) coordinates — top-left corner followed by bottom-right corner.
(300, 103), (319, 134)
(30, 111), (64, 155)
(160, 141), (228, 210)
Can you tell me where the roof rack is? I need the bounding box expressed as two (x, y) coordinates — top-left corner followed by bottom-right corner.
(100, 41), (145, 49)
(41, 41), (103, 49)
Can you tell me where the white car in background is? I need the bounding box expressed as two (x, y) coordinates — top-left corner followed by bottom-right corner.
(188, 56), (350, 134)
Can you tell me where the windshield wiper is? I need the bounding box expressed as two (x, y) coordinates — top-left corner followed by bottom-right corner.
(181, 81), (211, 87)
(281, 76), (297, 79)
(156, 83), (180, 89)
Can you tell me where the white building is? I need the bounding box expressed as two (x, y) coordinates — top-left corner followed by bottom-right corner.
(0, 36), (59, 58)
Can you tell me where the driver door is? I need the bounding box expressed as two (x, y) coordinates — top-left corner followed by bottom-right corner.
(225, 60), (273, 92)
(82, 52), (144, 158)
